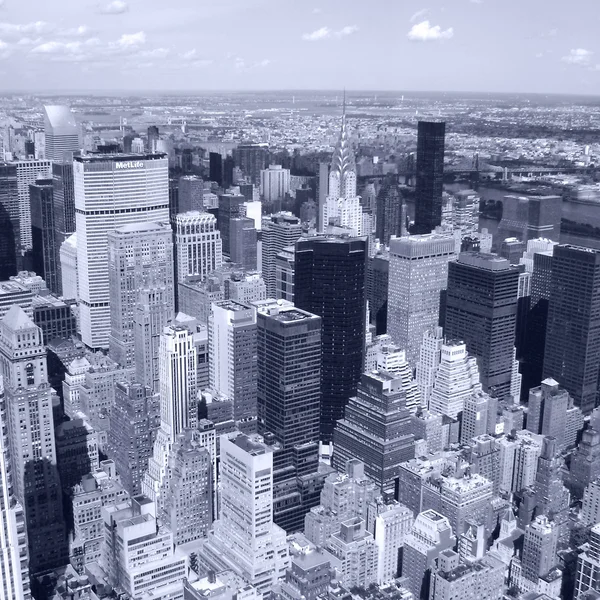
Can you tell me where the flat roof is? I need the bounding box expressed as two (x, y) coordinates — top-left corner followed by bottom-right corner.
(74, 152), (167, 163)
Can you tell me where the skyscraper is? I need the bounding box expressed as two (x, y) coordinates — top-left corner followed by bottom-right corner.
(575, 523), (600, 598)
(178, 175), (204, 212)
(147, 125), (159, 152)
(333, 370), (415, 493)
(0, 164), (19, 278)
(543, 245), (600, 414)
(295, 236), (367, 441)
(107, 222), (174, 370)
(388, 234), (455, 367)
(233, 143), (269, 185)
(29, 178), (61, 294)
(217, 193), (245, 257)
(43, 105), (79, 163)
(414, 121), (445, 234)
(209, 300), (258, 422)
(444, 252), (519, 400)
(260, 164), (291, 204)
(209, 152), (223, 186)
(262, 212), (303, 298)
(0, 306), (67, 573)
(375, 176), (402, 245)
(230, 216), (257, 271)
(73, 153), (169, 349)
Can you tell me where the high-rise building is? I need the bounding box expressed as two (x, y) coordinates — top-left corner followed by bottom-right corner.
(414, 121), (445, 234)
(402, 509), (455, 600)
(444, 252), (520, 400)
(14, 159), (52, 253)
(109, 381), (160, 496)
(569, 428), (600, 500)
(209, 300), (257, 421)
(367, 251), (389, 335)
(333, 370), (415, 494)
(43, 105), (79, 163)
(388, 234), (455, 367)
(0, 165), (19, 279)
(543, 245), (600, 414)
(375, 176), (402, 245)
(29, 178), (61, 294)
(174, 211), (222, 286)
(178, 175), (204, 212)
(107, 222), (174, 370)
(575, 523), (600, 598)
(0, 376), (31, 599)
(233, 143), (269, 185)
(230, 216), (257, 271)
(0, 306), (67, 573)
(276, 246), (295, 301)
(497, 195), (562, 243)
(217, 193), (245, 257)
(517, 515), (559, 587)
(73, 153), (169, 349)
(262, 212), (303, 298)
(198, 433), (289, 596)
(295, 236), (367, 441)
(260, 164), (291, 204)
(416, 326), (444, 409)
(60, 232), (77, 300)
(209, 152), (223, 186)
(147, 125), (159, 152)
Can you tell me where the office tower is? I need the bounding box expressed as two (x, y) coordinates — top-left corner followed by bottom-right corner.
(414, 121), (445, 234)
(575, 523), (600, 599)
(411, 409), (444, 454)
(209, 300), (257, 421)
(429, 341), (483, 420)
(274, 546), (332, 600)
(517, 515), (559, 587)
(497, 195), (562, 243)
(262, 212), (303, 298)
(0, 306), (67, 573)
(143, 324), (198, 501)
(0, 165), (19, 279)
(233, 143), (269, 184)
(322, 109), (362, 236)
(429, 551), (505, 600)
(174, 211), (222, 287)
(109, 381), (160, 496)
(402, 510), (455, 600)
(43, 105), (79, 163)
(544, 245), (600, 414)
(29, 178), (61, 294)
(582, 479), (600, 525)
(388, 234), (455, 367)
(14, 159), (52, 253)
(179, 175), (204, 212)
(333, 370), (415, 494)
(367, 250), (389, 335)
(226, 272), (267, 304)
(178, 275), (225, 325)
(261, 164), (291, 204)
(375, 176), (402, 244)
(416, 326), (444, 409)
(217, 193), (245, 257)
(0, 280), (33, 319)
(460, 391), (494, 444)
(60, 233), (77, 300)
(496, 430), (544, 495)
(199, 433), (289, 595)
(74, 153), (169, 349)
(569, 429), (600, 500)
(467, 435), (501, 494)
(452, 189), (479, 241)
(107, 222), (174, 371)
(147, 125), (159, 152)
(160, 428), (212, 545)
(223, 155), (234, 188)
(445, 252), (519, 400)
(276, 246), (295, 301)
(102, 497), (186, 599)
(209, 152), (223, 185)
(317, 162), (329, 233)
(325, 518), (378, 589)
(0, 377), (31, 599)
(295, 236), (367, 441)
(230, 217), (257, 271)
(55, 417), (99, 490)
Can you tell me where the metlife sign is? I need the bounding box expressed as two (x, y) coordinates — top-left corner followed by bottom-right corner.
(115, 161), (144, 170)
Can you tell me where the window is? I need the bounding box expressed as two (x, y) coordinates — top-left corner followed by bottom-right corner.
(25, 363), (34, 386)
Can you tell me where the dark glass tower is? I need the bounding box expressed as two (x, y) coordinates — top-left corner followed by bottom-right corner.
(444, 252), (519, 400)
(294, 236), (367, 441)
(0, 164), (19, 279)
(217, 193), (245, 257)
(147, 125), (159, 152)
(375, 176), (402, 244)
(223, 155), (234, 189)
(414, 121), (445, 234)
(52, 162), (75, 240)
(209, 152), (223, 186)
(232, 143), (269, 184)
(543, 245), (600, 414)
(30, 179), (61, 295)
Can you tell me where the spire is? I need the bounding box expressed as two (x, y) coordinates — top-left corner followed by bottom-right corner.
(330, 90), (355, 179)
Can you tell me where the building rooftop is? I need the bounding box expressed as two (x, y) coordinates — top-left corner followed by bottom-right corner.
(44, 105), (78, 130)
(2, 305), (34, 330)
(74, 152), (167, 163)
(458, 251), (512, 271)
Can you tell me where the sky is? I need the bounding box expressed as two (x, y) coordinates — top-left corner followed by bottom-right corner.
(1, 0), (599, 95)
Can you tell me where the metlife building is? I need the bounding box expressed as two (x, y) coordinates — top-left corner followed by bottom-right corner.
(74, 153), (170, 349)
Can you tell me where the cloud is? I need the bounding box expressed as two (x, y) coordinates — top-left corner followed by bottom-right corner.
(115, 31), (145, 48)
(61, 25), (91, 37)
(410, 9), (429, 23)
(407, 20), (453, 42)
(98, 0), (128, 15)
(0, 21), (53, 36)
(470, 0), (483, 4)
(302, 25), (358, 41)
(232, 56), (272, 71)
(312, 8), (322, 14)
(562, 48), (593, 66)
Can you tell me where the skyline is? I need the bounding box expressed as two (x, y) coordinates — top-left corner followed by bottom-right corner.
(0, 0), (598, 94)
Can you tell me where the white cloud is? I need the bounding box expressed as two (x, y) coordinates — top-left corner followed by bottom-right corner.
(115, 31), (145, 48)
(99, 0), (128, 15)
(312, 8), (322, 14)
(410, 9), (429, 23)
(562, 48), (593, 66)
(0, 21), (53, 36)
(180, 49), (197, 60)
(17, 36), (42, 46)
(470, 0), (483, 4)
(407, 20), (453, 42)
(302, 25), (358, 41)
(61, 25), (91, 37)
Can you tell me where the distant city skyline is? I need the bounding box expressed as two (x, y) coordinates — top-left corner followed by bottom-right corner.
(1, 0), (599, 94)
